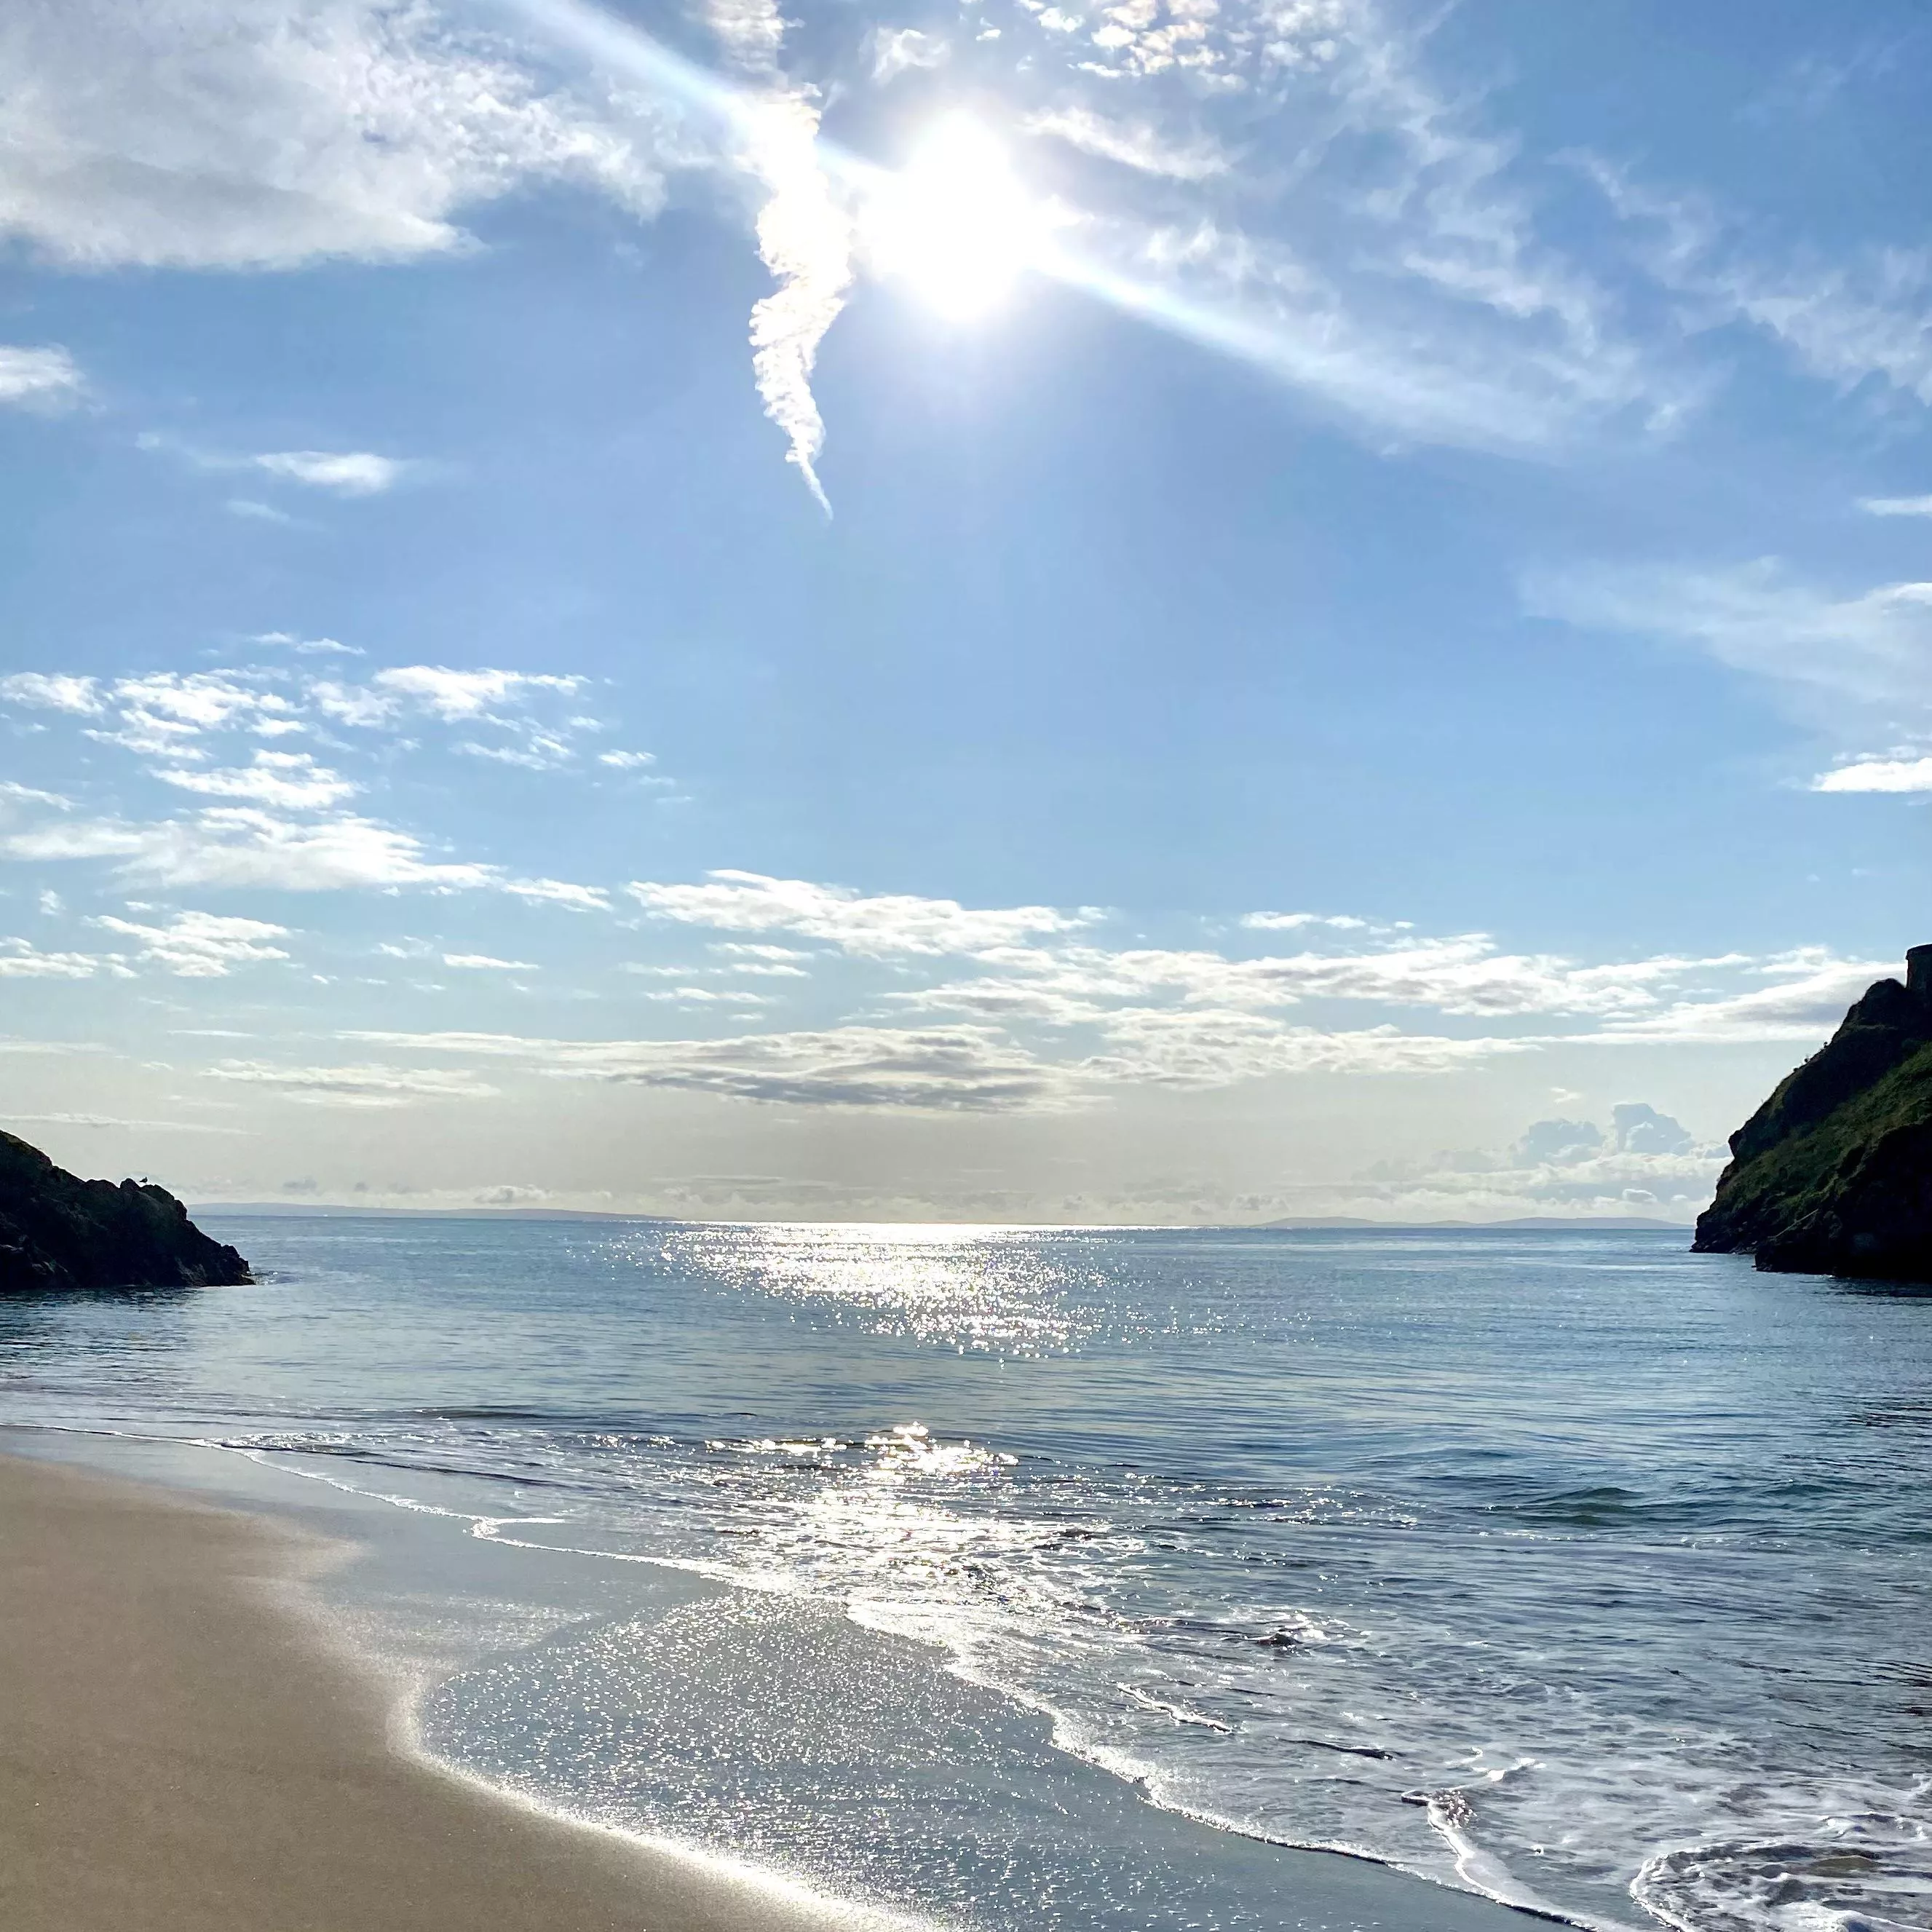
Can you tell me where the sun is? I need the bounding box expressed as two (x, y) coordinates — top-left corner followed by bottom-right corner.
(862, 116), (1045, 321)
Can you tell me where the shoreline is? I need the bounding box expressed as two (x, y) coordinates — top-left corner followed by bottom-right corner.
(0, 1435), (1553, 1932)
(0, 1449), (906, 1932)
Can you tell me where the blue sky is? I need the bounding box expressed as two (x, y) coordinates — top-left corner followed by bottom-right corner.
(1, 0), (1928, 1222)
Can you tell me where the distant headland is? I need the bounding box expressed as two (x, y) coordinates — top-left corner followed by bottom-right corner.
(0, 1130), (252, 1292)
(1694, 946), (1932, 1281)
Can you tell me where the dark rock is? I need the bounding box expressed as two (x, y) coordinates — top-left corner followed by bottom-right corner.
(1693, 956), (1932, 1281)
(0, 1129), (251, 1292)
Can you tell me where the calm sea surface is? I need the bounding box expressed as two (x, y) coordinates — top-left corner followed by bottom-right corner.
(3, 1219), (1928, 1932)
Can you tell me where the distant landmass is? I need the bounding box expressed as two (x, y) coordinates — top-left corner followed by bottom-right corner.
(1262, 1216), (1690, 1230)
(1, 1130), (252, 1291)
(1695, 946), (1932, 1280)
(201, 1203), (1694, 1232)
(199, 1203), (652, 1222)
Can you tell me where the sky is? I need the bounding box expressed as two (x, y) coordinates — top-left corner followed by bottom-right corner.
(1, 0), (1929, 1224)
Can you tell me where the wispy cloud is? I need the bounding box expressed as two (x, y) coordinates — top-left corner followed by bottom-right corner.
(1024, 107), (1230, 181)
(1861, 494), (1932, 518)
(1523, 558), (1932, 726)
(0, 937), (116, 980)
(93, 910), (292, 977)
(205, 1059), (501, 1107)
(443, 953), (539, 970)
(5, 807), (501, 894)
(344, 1022), (1075, 1111)
(154, 751), (357, 810)
(628, 869), (1092, 957)
(249, 450), (408, 495)
(0, 344), (84, 408)
(869, 26), (949, 84)
(251, 632), (364, 657)
(1567, 952), (1893, 1045)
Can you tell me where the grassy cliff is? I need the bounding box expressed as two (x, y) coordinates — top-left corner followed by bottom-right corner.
(1693, 972), (1932, 1280)
(0, 1130), (251, 1292)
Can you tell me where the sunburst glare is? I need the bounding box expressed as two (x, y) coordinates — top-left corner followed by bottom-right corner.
(861, 115), (1047, 320)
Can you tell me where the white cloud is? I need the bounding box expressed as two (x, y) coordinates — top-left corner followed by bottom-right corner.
(4, 807), (499, 893)
(0, 937), (111, 979)
(1860, 495), (1932, 518)
(442, 953), (538, 970)
(1025, 107), (1229, 181)
(0, 0), (668, 271)
(597, 748), (657, 769)
(81, 670), (298, 755)
(251, 632), (363, 657)
(904, 935), (1749, 1021)
(639, 986), (772, 1005)
(1, 780), (74, 809)
(628, 869), (1091, 957)
(0, 672), (102, 714)
(1583, 159), (1932, 411)
(1240, 911), (1374, 931)
(250, 450), (406, 495)
(1079, 1007), (1527, 1086)
(870, 26), (949, 84)
(742, 101), (852, 512)
(94, 909), (292, 977)
(0, 344), (84, 408)
(353, 665), (587, 722)
(502, 876), (610, 911)
(154, 751), (357, 809)
(1524, 559), (1932, 725)
(1571, 953), (1893, 1044)
(1811, 753), (1932, 793)
(205, 1058), (500, 1107)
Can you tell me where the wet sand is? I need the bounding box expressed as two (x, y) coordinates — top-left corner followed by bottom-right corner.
(0, 1451), (884, 1932)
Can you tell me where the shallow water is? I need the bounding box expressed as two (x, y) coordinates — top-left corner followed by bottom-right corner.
(2, 1219), (1928, 1932)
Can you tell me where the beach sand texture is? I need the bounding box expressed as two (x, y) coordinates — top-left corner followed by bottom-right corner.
(0, 1452), (874, 1932)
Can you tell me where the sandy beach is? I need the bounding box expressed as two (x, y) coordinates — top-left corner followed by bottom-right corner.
(0, 1450), (876, 1932)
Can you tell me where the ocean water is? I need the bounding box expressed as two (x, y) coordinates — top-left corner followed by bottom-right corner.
(2, 1217), (1928, 1932)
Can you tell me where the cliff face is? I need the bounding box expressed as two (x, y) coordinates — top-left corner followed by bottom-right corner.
(0, 1131), (251, 1292)
(1693, 949), (1932, 1280)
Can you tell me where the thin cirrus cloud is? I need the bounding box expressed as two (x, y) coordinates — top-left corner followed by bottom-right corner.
(1860, 495), (1932, 518)
(1023, 106), (1230, 182)
(342, 1023), (1080, 1111)
(135, 433), (413, 496)
(1522, 558), (1932, 723)
(204, 1059), (502, 1107)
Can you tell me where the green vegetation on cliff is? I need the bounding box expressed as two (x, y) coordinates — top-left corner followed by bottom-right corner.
(0, 1130), (251, 1292)
(1694, 952), (1932, 1280)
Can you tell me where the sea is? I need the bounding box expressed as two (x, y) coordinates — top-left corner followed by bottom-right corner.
(2, 1217), (1928, 1932)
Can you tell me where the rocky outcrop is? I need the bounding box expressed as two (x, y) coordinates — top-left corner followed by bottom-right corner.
(0, 1130), (251, 1292)
(1693, 947), (1932, 1280)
